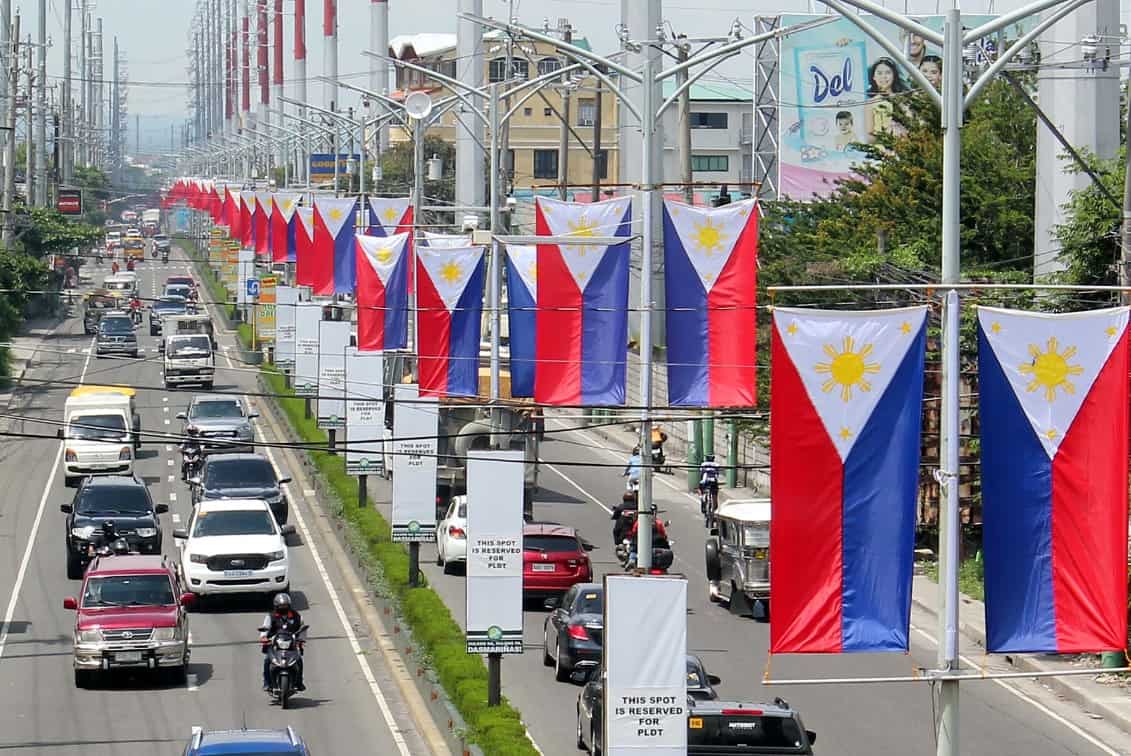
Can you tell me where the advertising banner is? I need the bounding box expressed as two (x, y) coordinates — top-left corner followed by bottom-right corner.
(777, 13), (1022, 200)
(236, 248), (256, 306)
(466, 451), (525, 654)
(275, 285), (299, 368)
(317, 320), (351, 429)
(57, 189), (82, 215)
(308, 153), (363, 183)
(255, 275), (277, 341)
(391, 383), (438, 542)
(604, 574), (688, 756)
(222, 247), (239, 289)
(345, 348), (386, 476)
(294, 302), (322, 397)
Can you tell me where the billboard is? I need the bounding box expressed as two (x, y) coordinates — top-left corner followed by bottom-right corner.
(57, 189), (82, 215)
(309, 153), (362, 183)
(777, 14), (1025, 200)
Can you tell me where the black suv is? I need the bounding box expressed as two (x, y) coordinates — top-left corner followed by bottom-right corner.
(61, 476), (168, 579)
(189, 453), (291, 524)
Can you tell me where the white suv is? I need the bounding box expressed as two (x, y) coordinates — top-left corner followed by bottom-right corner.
(174, 499), (293, 599)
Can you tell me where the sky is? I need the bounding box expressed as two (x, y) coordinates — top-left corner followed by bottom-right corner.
(17, 0), (1034, 152)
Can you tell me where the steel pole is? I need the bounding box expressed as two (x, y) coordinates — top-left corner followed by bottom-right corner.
(488, 83), (502, 404)
(61, 0), (71, 182)
(936, 9), (963, 756)
(34, 0), (45, 206)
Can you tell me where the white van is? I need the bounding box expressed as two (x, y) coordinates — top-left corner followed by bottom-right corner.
(62, 389), (135, 487)
(102, 274), (137, 297)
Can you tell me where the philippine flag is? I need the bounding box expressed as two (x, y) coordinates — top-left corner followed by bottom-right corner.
(356, 232), (410, 351)
(239, 191), (255, 249)
(367, 196), (413, 236)
(770, 306), (927, 653)
(978, 306), (1130, 653)
(534, 196), (632, 405)
(254, 191), (272, 257)
(663, 198), (758, 406)
(221, 187), (237, 231)
(294, 207), (316, 288)
(422, 231), (471, 248)
(504, 245), (537, 397)
(270, 193), (300, 263)
(312, 197), (358, 296)
(416, 246), (486, 397)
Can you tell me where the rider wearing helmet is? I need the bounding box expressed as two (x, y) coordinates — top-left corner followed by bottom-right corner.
(623, 445), (643, 485)
(179, 426), (203, 481)
(262, 593), (305, 691)
(699, 453), (721, 512)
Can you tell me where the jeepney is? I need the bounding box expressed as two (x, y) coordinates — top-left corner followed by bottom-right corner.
(705, 499), (771, 616)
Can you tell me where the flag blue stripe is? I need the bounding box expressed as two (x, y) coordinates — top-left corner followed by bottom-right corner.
(286, 219), (297, 262)
(447, 257), (486, 396)
(383, 253), (410, 351)
(662, 208), (709, 406)
(841, 323), (925, 652)
(505, 257), (536, 398)
(332, 215), (357, 294)
(579, 205), (631, 405)
(978, 325), (1056, 652)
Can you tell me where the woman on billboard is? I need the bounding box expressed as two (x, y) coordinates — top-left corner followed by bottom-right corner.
(864, 57), (908, 142)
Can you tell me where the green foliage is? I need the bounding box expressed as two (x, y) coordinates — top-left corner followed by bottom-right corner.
(379, 137), (456, 204)
(923, 556), (985, 602)
(1049, 149), (1124, 305)
(16, 207), (102, 258)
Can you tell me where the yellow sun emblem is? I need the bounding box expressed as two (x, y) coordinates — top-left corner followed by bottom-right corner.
(282, 201), (293, 212)
(691, 218), (728, 256)
(1019, 336), (1083, 402)
(526, 263), (537, 282)
(374, 246), (393, 264)
(815, 336), (881, 402)
(383, 207), (399, 222)
(439, 261), (463, 285)
(567, 216), (599, 239)
(328, 208), (344, 221)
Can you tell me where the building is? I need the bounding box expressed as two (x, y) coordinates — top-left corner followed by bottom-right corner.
(660, 80), (754, 201)
(389, 30), (620, 197)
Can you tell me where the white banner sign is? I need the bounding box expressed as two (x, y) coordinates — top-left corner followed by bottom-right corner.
(275, 285), (299, 368)
(466, 451), (525, 654)
(293, 303), (322, 397)
(317, 321), (350, 429)
(236, 248), (255, 305)
(345, 348), (385, 476)
(605, 574), (688, 756)
(391, 383), (438, 542)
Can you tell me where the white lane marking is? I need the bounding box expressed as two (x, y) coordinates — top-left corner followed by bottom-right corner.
(169, 493), (177, 502)
(908, 625), (1120, 756)
(162, 397), (168, 402)
(541, 462), (613, 515)
(164, 419), (170, 425)
(215, 332), (413, 755)
(186, 671), (199, 691)
(167, 458), (174, 466)
(172, 513), (181, 524)
(165, 444), (173, 452)
(303, 488), (316, 498)
(0, 336), (95, 661)
(163, 406), (168, 413)
(168, 474), (175, 483)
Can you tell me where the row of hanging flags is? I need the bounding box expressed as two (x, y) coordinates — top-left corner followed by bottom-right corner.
(166, 179), (760, 406)
(169, 178), (1129, 656)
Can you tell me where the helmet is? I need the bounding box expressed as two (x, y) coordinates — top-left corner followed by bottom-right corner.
(273, 593), (292, 611)
(705, 454), (716, 462)
(186, 426), (200, 436)
(632, 446), (640, 455)
(110, 538), (130, 555)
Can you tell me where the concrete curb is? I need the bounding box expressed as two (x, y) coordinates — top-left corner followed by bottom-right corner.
(910, 591), (1131, 735)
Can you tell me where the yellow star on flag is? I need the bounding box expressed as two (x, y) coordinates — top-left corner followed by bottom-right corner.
(839, 427), (853, 441)
(526, 263), (537, 281)
(900, 321), (912, 335)
(1106, 325), (1118, 338)
(439, 261), (463, 285)
(991, 322), (1002, 334)
(374, 247), (393, 264)
(786, 322), (798, 336)
(1045, 429), (1058, 440)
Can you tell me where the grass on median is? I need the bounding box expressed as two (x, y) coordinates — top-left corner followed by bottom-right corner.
(176, 237), (254, 351)
(922, 555), (985, 602)
(261, 367), (540, 756)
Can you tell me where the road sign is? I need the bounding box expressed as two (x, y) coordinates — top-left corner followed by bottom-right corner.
(246, 277), (260, 298)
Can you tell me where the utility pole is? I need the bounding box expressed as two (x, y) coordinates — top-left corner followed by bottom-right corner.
(95, 17), (103, 168)
(0, 0), (10, 174)
(34, 0), (45, 206)
(557, 19), (572, 201)
(2, 13), (18, 246)
(455, 0), (484, 212)
(676, 35), (692, 205)
(257, 0), (269, 152)
(499, 0), (515, 189)
(273, 0), (284, 172)
(294, 0), (307, 182)
(323, 0), (337, 112)
(24, 33), (32, 203)
(241, 1), (250, 135)
(79, 2), (87, 166)
(61, 0), (71, 183)
(590, 70), (602, 202)
(370, 0), (389, 158)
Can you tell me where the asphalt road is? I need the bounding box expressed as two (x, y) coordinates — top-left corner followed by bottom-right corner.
(411, 415), (1131, 752)
(0, 245), (432, 754)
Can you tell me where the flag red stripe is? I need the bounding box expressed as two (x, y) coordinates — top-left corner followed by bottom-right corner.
(415, 258), (450, 396)
(706, 212), (758, 406)
(533, 207), (582, 404)
(310, 212), (335, 296)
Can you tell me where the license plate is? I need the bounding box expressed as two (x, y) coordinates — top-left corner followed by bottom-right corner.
(754, 548), (767, 560)
(223, 570), (254, 577)
(115, 651), (143, 663)
(532, 563), (555, 572)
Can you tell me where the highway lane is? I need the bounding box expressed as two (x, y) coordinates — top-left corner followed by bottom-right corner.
(0, 252), (431, 755)
(413, 416), (1128, 755)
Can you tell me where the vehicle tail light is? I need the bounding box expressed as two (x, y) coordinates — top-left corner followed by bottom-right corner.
(567, 624), (589, 641)
(721, 709), (763, 716)
(649, 569), (666, 575)
(65, 449), (77, 462)
(448, 526), (466, 540)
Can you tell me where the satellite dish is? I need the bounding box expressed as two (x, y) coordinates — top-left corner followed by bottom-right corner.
(404, 91), (434, 121)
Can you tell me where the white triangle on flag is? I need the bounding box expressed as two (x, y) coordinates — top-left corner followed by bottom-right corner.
(368, 197), (411, 234)
(978, 306), (1129, 459)
(419, 246), (484, 313)
(774, 306), (928, 461)
(664, 198), (756, 293)
(273, 193), (300, 223)
(423, 231), (472, 248)
(295, 207), (315, 239)
(314, 197), (357, 238)
(241, 191), (257, 212)
(358, 232), (410, 287)
(537, 196), (631, 293)
(506, 245), (537, 299)
(256, 191), (273, 217)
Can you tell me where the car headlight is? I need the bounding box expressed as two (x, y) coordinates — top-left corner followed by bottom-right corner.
(188, 553), (208, 564)
(76, 629), (101, 643)
(71, 526), (96, 540)
(135, 527), (157, 538)
(118, 447), (132, 461)
(65, 449), (77, 462)
(152, 627), (179, 642)
(267, 550), (285, 562)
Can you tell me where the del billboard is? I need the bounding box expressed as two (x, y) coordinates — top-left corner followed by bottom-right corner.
(777, 14), (1027, 200)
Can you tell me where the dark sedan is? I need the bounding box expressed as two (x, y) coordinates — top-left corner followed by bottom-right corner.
(188, 453), (291, 524)
(149, 295), (187, 335)
(543, 583), (603, 682)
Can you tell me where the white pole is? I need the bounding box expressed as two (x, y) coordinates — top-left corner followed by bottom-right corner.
(488, 82), (501, 403)
(35, 0), (46, 206)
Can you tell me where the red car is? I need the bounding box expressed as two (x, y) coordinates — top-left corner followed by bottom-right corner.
(523, 523), (594, 602)
(63, 554), (193, 688)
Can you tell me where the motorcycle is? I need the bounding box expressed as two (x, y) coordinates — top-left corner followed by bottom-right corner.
(651, 445), (671, 474)
(261, 623), (308, 709)
(181, 443), (203, 482)
(129, 302), (142, 325)
(700, 483), (719, 529)
(83, 522), (136, 566)
(161, 250), (169, 263)
(615, 534), (675, 575)
(151, 246), (159, 258)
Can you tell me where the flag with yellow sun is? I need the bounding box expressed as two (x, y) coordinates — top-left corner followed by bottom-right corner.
(239, 191), (256, 249)
(416, 246), (487, 398)
(662, 198), (758, 406)
(503, 245), (538, 397)
(270, 193), (302, 264)
(356, 232), (411, 352)
(254, 190), (273, 258)
(367, 196), (413, 237)
(294, 207), (316, 288)
(769, 305), (927, 654)
(312, 196), (359, 296)
(977, 305), (1129, 655)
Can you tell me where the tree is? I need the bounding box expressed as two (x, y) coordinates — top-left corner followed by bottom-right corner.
(15, 207), (102, 259)
(378, 136), (456, 204)
(1048, 150), (1123, 303)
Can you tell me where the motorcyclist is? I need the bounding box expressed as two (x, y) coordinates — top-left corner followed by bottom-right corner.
(180, 426), (203, 481)
(698, 454), (721, 513)
(128, 295), (143, 323)
(650, 425), (668, 463)
(623, 446), (642, 489)
(625, 509), (669, 567)
(610, 491), (638, 546)
(261, 593), (305, 691)
(126, 259), (136, 271)
(111, 260), (120, 274)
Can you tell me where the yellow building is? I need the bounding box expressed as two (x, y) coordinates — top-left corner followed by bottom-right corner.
(389, 31), (620, 196)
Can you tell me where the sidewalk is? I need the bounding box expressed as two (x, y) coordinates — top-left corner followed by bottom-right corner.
(0, 316), (66, 407)
(911, 574), (1131, 735)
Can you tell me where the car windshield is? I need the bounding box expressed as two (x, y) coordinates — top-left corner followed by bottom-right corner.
(166, 277), (192, 287)
(100, 318), (133, 334)
(190, 400), (243, 420)
(154, 235), (168, 242)
(82, 574), (175, 608)
(154, 297), (187, 314)
(688, 713), (807, 750)
(104, 281), (131, 291)
(77, 486), (152, 516)
(743, 524), (769, 549)
(524, 534), (580, 553)
(572, 589), (603, 615)
(165, 286), (190, 298)
(192, 509), (275, 537)
(69, 413), (127, 441)
(204, 458), (275, 488)
(169, 336), (211, 357)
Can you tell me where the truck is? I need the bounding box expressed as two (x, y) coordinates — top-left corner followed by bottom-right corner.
(62, 388), (137, 487)
(159, 313), (215, 353)
(141, 208), (161, 236)
(164, 333), (215, 389)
